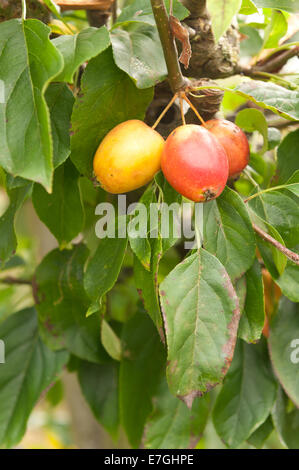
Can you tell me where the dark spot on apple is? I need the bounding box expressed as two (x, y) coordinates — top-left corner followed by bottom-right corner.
(203, 189), (216, 201)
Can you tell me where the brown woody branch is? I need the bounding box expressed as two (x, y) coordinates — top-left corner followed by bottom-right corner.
(180, 0), (207, 17)
(252, 223), (299, 266)
(0, 276), (41, 304)
(150, 0), (187, 93)
(256, 46), (299, 73)
(86, 9), (110, 27)
(266, 119), (299, 129)
(237, 46), (299, 79)
(0, 276), (32, 285)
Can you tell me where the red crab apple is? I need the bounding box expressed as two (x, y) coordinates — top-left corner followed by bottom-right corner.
(205, 119), (250, 179)
(161, 124), (229, 202)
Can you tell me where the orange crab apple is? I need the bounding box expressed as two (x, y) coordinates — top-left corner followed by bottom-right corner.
(161, 124), (229, 202)
(205, 119), (250, 179)
(93, 120), (164, 194)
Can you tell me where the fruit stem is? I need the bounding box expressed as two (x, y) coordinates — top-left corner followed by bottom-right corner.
(182, 93), (207, 127)
(150, 0), (187, 93)
(179, 93), (186, 125)
(152, 93), (178, 129)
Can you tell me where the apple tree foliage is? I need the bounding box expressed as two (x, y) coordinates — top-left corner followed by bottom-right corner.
(0, 0), (299, 449)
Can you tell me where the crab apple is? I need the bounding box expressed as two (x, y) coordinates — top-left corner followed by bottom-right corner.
(205, 119), (249, 179)
(161, 124), (229, 202)
(93, 120), (164, 194)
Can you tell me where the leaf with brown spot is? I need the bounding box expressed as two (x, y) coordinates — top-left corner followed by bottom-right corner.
(159, 249), (240, 408)
(169, 15), (191, 69)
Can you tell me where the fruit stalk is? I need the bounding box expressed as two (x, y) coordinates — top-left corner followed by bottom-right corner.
(150, 0), (187, 93)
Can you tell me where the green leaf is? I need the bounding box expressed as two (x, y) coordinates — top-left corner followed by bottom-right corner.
(46, 379), (64, 407)
(111, 25), (167, 89)
(272, 387), (299, 449)
(0, 307), (69, 447)
(276, 258), (299, 302)
(238, 259), (265, 343)
(253, 1), (299, 13)
(32, 160), (84, 247)
(268, 297), (299, 407)
(203, 187), (256, 281)
(160, 250), (240, 406)
(2, 255), (25, 271)
(155, 171), (182, 253)
(239, 25), (263, 57)
(45, 83), (74, 169)
(236, 108), (268, 154)
(282, 170), (299, 197)
(5, 174), (30, 190)
(134, 237), (163, 332)
(247, 153), (270, 186)
(240, 0), (258, 14)
(114, 0), (189, 28)
(78, 360), (119, 439)
(84, 234), (127, 316)
(70, 47), (153, 177)
(53, 27), (110, 83)
(249, 189), (299, 248)
(109, 280), (139, 323)
(101, 319), (122, 361)
(42, 0), (74, 33)
(207, 0), (242, 43)
(119, 309), (165, 448)
(268, 127), (281, 150)
(263, 9), (288, 49)
(213, 340), (277, 448)
(128, 185), (156, 270)
(234, 275), (247, 314)
(0, 19), (63, 191)
(145, 377), (210, 449)
(247, 416), (274, 448)
(36, 244), (108, 363)
(0, 184), (32, 266)
(277, 129), (299, 184)
(235, 80), (299, 121)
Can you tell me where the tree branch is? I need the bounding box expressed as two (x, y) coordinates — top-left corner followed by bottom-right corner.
(252, 223), (299, 266)
(180, 0), (207, 17)
(111, 0), (117, 24)
(256, 46), (299, 73)
(237, 46), (299, 81)
(267, 118), (299, 129)
(86, 10), (110, 27)
(150, 0), (187, 93)
(0, 276), (32, 285)
(0, 275), (41, 304)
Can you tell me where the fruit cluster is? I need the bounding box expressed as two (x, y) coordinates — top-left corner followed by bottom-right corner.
(93, 116), (249, 202)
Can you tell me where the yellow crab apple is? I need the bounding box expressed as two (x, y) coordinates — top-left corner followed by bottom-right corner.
(93, 120), (165, 194)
